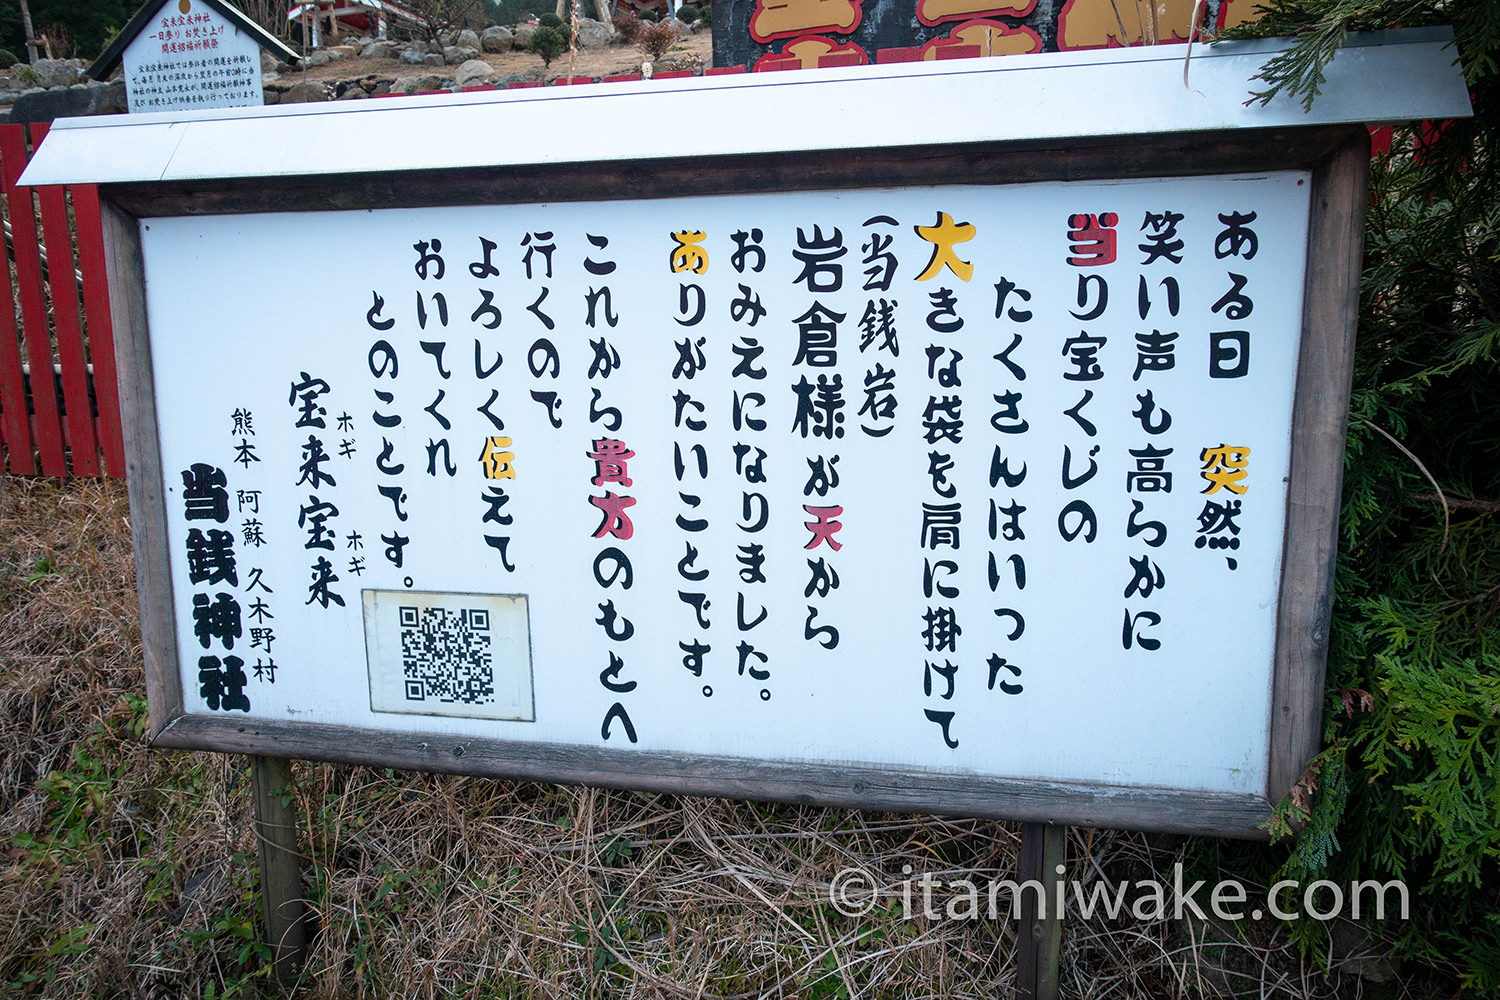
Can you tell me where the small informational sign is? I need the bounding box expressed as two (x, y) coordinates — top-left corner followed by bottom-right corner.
(143, 173), (1306, 800)
(121, 0), (264, 113)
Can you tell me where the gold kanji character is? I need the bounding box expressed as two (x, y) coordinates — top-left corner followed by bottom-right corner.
(1199, 444), (1249, 494)
(480, 437), (516, 479)
(914, 212), (976, 282)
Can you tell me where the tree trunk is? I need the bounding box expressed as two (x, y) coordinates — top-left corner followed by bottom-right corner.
(18, 0), (37, 63)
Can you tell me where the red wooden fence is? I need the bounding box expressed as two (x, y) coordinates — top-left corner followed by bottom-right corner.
(0, 121), (124, 478)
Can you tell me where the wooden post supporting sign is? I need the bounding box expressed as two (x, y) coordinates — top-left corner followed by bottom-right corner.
(250, 755), (307, 985)
(1017, 823), (1066, 1000)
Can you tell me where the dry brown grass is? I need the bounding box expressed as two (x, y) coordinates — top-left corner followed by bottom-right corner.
(0, 477), (1445, 998)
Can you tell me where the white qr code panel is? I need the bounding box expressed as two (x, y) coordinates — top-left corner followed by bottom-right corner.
(363, 591), (534, 722)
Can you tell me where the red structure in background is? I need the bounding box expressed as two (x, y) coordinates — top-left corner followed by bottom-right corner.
(0, 122), (124, 478)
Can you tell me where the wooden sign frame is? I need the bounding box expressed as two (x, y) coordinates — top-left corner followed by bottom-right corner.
(87, 118), (1368, 839)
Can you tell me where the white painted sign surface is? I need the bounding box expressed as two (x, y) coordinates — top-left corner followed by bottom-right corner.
(142, 172), (1309, 796)
(122, 0), (263, 114)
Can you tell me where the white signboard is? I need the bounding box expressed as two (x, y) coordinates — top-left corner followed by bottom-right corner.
(141, 172), (1308, 798)
(122, 0), (264, 114)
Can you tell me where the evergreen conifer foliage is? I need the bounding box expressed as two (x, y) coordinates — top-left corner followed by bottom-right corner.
(1221, 3), (1500, 988)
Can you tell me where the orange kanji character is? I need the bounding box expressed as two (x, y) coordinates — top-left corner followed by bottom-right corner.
(1199, 444), (1250, 495)
(913, 212), (976, 282)
(479, 437), (516, 479)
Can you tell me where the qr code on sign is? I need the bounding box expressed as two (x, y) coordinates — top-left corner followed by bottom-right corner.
(399, 606), (495, 705)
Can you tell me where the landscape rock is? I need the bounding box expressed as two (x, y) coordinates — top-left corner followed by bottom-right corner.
(329, 44), (360, 58)
(513, 23), (537, 48)
(481, 25), (514, 51)
(390, 75), (421, 94)
(361, 41), (395, 58)
(303, 50), (333, 67)
(454, 58), (496, 88)
(339, 85), (369, 99)
(443, 45), (479, 64)
(575, 18), (614, 48)
(277, 81), (330, 103)
(29, 58), (83, 89)
(456, 29), (481, 49)
(424, 53), (446, 67)
(401, 48), (429, 64)
(370, 80), (393, 95)
(263, 88), (281, 104)
(9, 79), (121, 123)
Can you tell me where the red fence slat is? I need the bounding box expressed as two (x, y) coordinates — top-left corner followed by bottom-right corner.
(71, 184), (125, 477)
(0, 155), (29, 473)
(31, 123), (99, 475)
(0, 124), (65, 474)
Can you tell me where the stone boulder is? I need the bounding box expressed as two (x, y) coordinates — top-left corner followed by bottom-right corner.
(401, 48), (429, 64)
(574, 18), (614, 48)
(512, 23), (536, 49)
(424, 53), (445, 67)
(456, 29), (481, 49)
(303, 50), (333, 67)
(361, 41), (395, 59)
(390, 74), (448, 94)
(454, 58), (496, 88)
(443, 45), (479, 64)
(481, 26), (514, 51)
(277, 81), (330, 103)
(25, 58), (85, 89)
(9, 78), (123, 124)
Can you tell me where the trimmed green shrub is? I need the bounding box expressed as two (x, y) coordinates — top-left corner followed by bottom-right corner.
(530, 24), (566, 66)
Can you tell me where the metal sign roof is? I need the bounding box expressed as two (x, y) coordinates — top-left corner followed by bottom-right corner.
(37, 28), (1470, 188)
